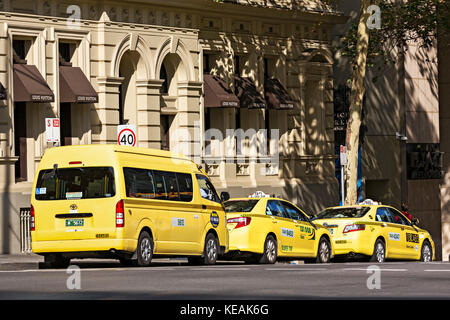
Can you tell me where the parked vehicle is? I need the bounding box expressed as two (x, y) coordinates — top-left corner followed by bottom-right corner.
(313, 204), (434, 262)
(224, 197), (334, 264)
(31, 144), (229, 267)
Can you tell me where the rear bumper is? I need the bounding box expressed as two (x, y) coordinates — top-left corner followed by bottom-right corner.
(32, 238), (137, 254)
(331, 235), (373, 256)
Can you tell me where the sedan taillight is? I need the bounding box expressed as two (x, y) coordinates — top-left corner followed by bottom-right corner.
(227, 217), (251, 229)
(343, 224), (365, 233)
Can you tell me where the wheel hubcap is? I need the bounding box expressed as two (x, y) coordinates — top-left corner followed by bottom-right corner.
(140, 238), (152, 261)
(423, 245), (431, 262)
(266, 240), (276, 262)
(206, 239), (217, 261)
(319, 242), (330, 262)
(376, 243), (385, 262)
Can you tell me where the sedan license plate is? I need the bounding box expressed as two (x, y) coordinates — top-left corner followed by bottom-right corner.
(65, 219), (84, 227)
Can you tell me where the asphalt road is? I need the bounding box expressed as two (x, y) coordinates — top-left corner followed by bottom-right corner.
(0, 259), (450, 300)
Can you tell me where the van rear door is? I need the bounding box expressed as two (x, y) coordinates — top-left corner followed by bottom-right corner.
(33, 166), (117, 241)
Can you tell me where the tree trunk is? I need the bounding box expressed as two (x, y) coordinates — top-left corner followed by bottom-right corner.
(345, 0), (372, 205)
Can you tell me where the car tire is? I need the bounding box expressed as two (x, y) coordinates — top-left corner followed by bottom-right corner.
(420, 241), (433, 262)
(136, 231), (153, 267)
(200, 233), (219, 265)
(259, 235), (277, 264)
(369, 238), (386, 263)
(316, 237), (332, 263)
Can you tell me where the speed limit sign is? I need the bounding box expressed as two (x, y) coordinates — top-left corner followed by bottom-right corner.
(117, 125), (137, 147)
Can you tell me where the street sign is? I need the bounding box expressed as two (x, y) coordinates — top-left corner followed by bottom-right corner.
(117, 124), (137, 147)
(45, 118), (60, 144)
(340, 145), (348, 166)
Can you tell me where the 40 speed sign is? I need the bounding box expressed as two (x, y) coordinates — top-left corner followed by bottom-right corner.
(117, 125), (137, 147)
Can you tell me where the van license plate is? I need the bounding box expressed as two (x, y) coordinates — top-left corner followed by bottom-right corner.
(65, 219), (84, 227)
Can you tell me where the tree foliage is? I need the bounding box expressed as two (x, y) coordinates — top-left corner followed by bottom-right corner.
(341, 0), (450, 68)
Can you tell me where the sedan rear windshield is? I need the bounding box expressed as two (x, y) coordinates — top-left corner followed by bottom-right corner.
(315, 207), (370, 219)
(224, 200), (259, 213)
(35, 167), (115, 200)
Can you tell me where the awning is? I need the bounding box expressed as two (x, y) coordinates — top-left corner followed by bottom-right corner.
(59, 66), (98, 103)
(234, 76), (266, 109)
(13, 64), (54, 102)
(204, 74), (239, 108)
(264, 78), (294, 109)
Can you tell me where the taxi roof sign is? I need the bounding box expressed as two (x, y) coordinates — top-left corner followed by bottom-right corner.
(358, 199), (379, 205)
(248, 191), (270, 198)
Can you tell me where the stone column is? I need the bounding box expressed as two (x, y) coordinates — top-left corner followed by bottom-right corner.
(174, 81), (202, 163)
(93, 76), (123, 144)
(136, 79), (163, 149)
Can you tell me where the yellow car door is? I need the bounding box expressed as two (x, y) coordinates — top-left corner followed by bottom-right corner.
(153, 170), (200, 254)
(382, 207), (408, 258)
(265, 200), (295, 255)
(280, 201), (315, 256)
(388, 207), (420, 259)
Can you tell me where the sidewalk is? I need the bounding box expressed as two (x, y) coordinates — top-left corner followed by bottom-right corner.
(0, 253), (43, 270)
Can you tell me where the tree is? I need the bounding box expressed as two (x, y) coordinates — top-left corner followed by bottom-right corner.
(340, 0), (450, 205)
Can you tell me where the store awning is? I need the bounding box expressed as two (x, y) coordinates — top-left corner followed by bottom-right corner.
(59, 66), (98, 103)
(13, 64), (54, 102)
(264, 78), (294, 110)
(204, 74), (239, 108)
(234, 76), (266, 109)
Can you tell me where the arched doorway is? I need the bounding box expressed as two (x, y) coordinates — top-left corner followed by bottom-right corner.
(159, 53), (186, 151)
(118, 50), (146, 126)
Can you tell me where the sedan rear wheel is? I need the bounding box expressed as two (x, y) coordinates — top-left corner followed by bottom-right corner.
(370, 239), (386, 263)
(259, 235), (277, 264)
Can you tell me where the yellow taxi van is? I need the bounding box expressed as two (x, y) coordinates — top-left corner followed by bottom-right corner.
(31, 144), (229, 267)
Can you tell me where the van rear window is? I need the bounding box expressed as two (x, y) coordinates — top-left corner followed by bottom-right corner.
(35, 167), (115, 200)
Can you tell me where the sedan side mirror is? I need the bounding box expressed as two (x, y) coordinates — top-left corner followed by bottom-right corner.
(220, 191), (230, 202)
(412, 217), (420, 226)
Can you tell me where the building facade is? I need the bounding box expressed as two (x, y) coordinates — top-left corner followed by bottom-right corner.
(0, 0), (345, 253)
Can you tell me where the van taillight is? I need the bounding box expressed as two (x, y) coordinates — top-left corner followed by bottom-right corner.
(116, 200), (124, 228)
(30, 205), (35, 231)
(227, 217), (251, 229)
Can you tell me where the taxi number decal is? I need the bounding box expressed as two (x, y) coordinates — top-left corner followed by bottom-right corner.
(389, 232), (401, 241)
(281, 245), (293, 252)
(172, 218), (185, 227)
(406, 233), (419, 243)
(281, 228), (294, 238)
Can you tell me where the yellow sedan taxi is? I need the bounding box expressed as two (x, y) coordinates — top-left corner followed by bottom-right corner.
(313, 204), (435, 262)
(224, 197), (334, 264)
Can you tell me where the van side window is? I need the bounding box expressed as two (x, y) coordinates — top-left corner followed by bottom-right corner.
(163, 171), (179, 201)
(196, 174), (220, 203)
(153, 170), (168, 200)
(123, 167), (155, 199)
(177, 173), (193, 202)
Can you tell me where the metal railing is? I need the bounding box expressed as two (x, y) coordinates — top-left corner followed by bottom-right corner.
(20, 207), (32, 253)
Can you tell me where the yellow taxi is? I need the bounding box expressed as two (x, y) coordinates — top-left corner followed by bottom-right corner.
(313, 202), (435, 262)
(224, 195), (334, 264)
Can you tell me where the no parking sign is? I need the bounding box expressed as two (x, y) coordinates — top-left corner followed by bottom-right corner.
(117, 125), (137, 147)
